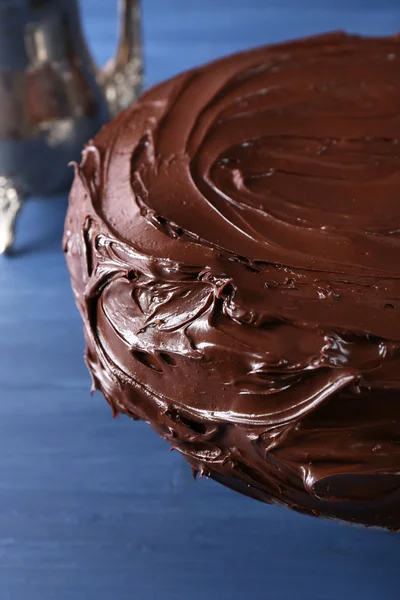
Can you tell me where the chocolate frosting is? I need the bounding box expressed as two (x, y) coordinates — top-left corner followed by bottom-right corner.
(64, 32), (400, 529)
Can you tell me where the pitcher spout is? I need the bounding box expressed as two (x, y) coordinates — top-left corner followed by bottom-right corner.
(99, 0), (143, 118)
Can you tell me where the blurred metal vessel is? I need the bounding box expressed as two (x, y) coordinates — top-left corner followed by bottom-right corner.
(0, 0), (142, 253)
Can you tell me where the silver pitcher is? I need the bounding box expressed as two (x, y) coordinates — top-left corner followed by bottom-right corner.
(0, 0), (142, 253)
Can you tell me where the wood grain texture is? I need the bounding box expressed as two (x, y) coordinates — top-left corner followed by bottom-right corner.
(0, 1), (400, 598)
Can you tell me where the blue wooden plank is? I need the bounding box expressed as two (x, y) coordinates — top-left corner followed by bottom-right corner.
(1, 1), (400, 599)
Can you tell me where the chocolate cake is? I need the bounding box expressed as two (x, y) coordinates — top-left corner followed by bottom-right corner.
(64, 32), (400, 529)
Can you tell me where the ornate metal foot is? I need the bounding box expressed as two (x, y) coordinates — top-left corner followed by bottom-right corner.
(0, 178), (24, 254)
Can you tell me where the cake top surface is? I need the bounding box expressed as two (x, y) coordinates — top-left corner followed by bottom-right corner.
(91, 32), (400, 274)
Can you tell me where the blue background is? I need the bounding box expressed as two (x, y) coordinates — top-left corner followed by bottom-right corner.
(1, 1), (400, 598)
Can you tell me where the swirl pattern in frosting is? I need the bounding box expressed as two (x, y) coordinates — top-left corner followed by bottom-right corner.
(64, 32), (400, 529)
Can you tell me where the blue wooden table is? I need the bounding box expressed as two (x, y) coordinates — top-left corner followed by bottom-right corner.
(1, 1), (400, 598)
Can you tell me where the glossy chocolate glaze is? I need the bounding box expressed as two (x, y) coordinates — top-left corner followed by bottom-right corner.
(64, 32), (400, 529)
